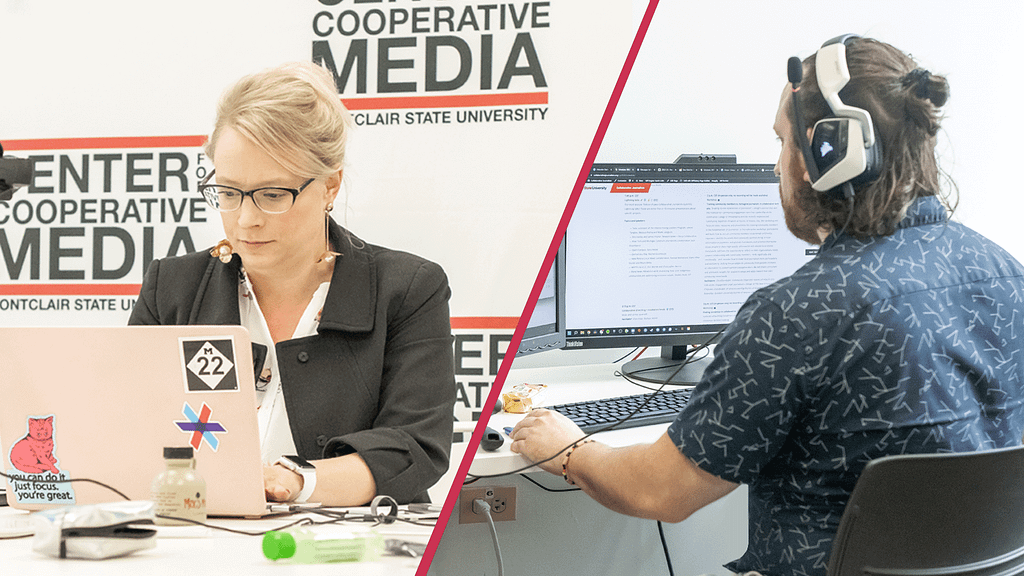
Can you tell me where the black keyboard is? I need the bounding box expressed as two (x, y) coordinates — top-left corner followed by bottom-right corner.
(547, 388), (693, 434)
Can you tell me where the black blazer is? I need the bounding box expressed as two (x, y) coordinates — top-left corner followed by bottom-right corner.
(129, 221), (456, 503)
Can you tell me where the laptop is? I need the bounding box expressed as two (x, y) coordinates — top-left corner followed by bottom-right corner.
(0, 325), (269, 517)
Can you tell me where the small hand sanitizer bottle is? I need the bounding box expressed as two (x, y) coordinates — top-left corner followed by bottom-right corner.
(151, 446), (207, 526)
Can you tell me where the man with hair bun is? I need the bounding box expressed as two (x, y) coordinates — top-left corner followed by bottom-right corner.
(510, 36), (1024, 575)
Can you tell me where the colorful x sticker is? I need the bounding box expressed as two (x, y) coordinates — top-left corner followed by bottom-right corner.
(174, 402), (227, 452)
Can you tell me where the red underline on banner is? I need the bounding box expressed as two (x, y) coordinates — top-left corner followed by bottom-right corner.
(3, 94), (550, 149)
(0, 284), (143, 296)
(2, 135), (208, 151)
(449, 317), (519, 330)
(341, 92), (548, 110)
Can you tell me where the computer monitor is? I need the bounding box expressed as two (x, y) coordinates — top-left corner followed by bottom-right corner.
(562, 161), (816, 384)
(516, 237), (566, 356)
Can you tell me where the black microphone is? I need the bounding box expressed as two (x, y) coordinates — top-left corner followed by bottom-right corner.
(0, 142), (34, 201)
(787, 56), (803, 85)
(787, 57), (821, 183)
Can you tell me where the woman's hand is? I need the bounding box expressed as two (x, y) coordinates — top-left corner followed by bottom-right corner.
(263, 463), (303, 502)
(508, 409), (588, 475)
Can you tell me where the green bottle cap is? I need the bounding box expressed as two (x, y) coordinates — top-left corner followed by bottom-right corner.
(262, 531), (297, 560)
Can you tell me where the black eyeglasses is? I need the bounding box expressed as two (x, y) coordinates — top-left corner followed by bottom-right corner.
(198, 169), (316, 214)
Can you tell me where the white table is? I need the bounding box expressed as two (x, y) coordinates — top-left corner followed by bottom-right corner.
(0, 505), (433, 575)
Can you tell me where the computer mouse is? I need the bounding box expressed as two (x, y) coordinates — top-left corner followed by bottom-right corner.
(480, 427), (504, 451)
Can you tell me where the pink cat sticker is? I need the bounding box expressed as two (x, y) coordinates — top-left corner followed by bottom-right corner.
(5, 415), (76, 505)
(10, 416), (60, 474)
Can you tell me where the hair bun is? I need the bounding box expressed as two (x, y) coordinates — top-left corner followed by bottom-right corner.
(902, 68), (949, 107)
(902, 69), (931, 98)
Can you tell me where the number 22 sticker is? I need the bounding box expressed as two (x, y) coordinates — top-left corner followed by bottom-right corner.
(179, 337), (240, 392)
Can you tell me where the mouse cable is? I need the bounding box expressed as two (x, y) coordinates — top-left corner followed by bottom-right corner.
(517, 473), (580, 493)
(657, 520), (676, 576)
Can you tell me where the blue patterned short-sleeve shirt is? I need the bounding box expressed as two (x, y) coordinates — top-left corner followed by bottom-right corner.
(668, 196), (1024, 576)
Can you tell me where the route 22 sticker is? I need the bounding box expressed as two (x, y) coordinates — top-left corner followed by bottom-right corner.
(179, 337), (240, 392)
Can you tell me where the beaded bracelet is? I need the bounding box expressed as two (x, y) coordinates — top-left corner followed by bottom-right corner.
(561, 439), (595, 485)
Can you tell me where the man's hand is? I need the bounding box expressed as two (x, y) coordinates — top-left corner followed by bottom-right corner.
(509, 408), (589, 475)
(263, 463), (303, 502)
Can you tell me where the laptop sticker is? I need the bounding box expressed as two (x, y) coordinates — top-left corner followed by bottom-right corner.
(179, 337), (240, 392)
(174, 402), (227, 452)
(5, 415), (76, 505)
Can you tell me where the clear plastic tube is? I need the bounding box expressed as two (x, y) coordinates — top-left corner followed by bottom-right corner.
(262, 528), (384, 563)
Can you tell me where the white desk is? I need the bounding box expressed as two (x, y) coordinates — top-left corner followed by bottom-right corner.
(429, 350), (749, 576)
(471, 359), (685, 476)
(0, 505), (432, 575)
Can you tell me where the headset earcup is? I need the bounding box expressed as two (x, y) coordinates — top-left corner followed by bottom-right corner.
(809, 120), (844, 179)
(808, 118), (882, 193)
(851, 132), (883, 186)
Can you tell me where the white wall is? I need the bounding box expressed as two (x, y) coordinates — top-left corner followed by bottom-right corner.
(602, 0), (1024, 261)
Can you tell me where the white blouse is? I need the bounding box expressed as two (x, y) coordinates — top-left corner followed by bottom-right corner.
(237, 270), (331, 464)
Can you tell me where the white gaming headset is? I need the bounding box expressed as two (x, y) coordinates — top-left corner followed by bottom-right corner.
(788, 34), (882, 197)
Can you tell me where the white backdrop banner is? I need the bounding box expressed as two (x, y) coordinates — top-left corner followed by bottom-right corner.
(1, 0), (637, 422)
(1, 136), (217, 325)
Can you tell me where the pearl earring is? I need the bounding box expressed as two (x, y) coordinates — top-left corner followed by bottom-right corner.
(211, 239), (234, 264)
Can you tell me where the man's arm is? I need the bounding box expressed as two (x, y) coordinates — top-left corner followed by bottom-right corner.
(510, 408), (738, 523)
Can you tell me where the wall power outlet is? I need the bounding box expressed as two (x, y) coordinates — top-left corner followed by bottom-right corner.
(459, 486), (517, 524)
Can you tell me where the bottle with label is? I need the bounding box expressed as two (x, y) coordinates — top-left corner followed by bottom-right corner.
(262, 528), (385, 563)
(151, 446), (206, 526)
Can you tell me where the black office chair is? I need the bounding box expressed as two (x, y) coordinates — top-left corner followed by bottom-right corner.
(827, 445), (1024, 576)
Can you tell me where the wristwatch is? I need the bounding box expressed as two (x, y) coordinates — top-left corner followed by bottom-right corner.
(273, 455), (317, 503)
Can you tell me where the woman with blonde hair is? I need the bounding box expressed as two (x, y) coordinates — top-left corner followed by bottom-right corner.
(130, 61), (455, 505)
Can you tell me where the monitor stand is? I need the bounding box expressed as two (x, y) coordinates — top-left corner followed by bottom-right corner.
(620, 345), (713, 386)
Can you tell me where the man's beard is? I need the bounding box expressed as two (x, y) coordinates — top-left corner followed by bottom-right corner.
(781, 180), (825, 245)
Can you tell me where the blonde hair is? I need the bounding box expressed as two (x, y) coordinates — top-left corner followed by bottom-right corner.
(205, 61), (353, 179)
